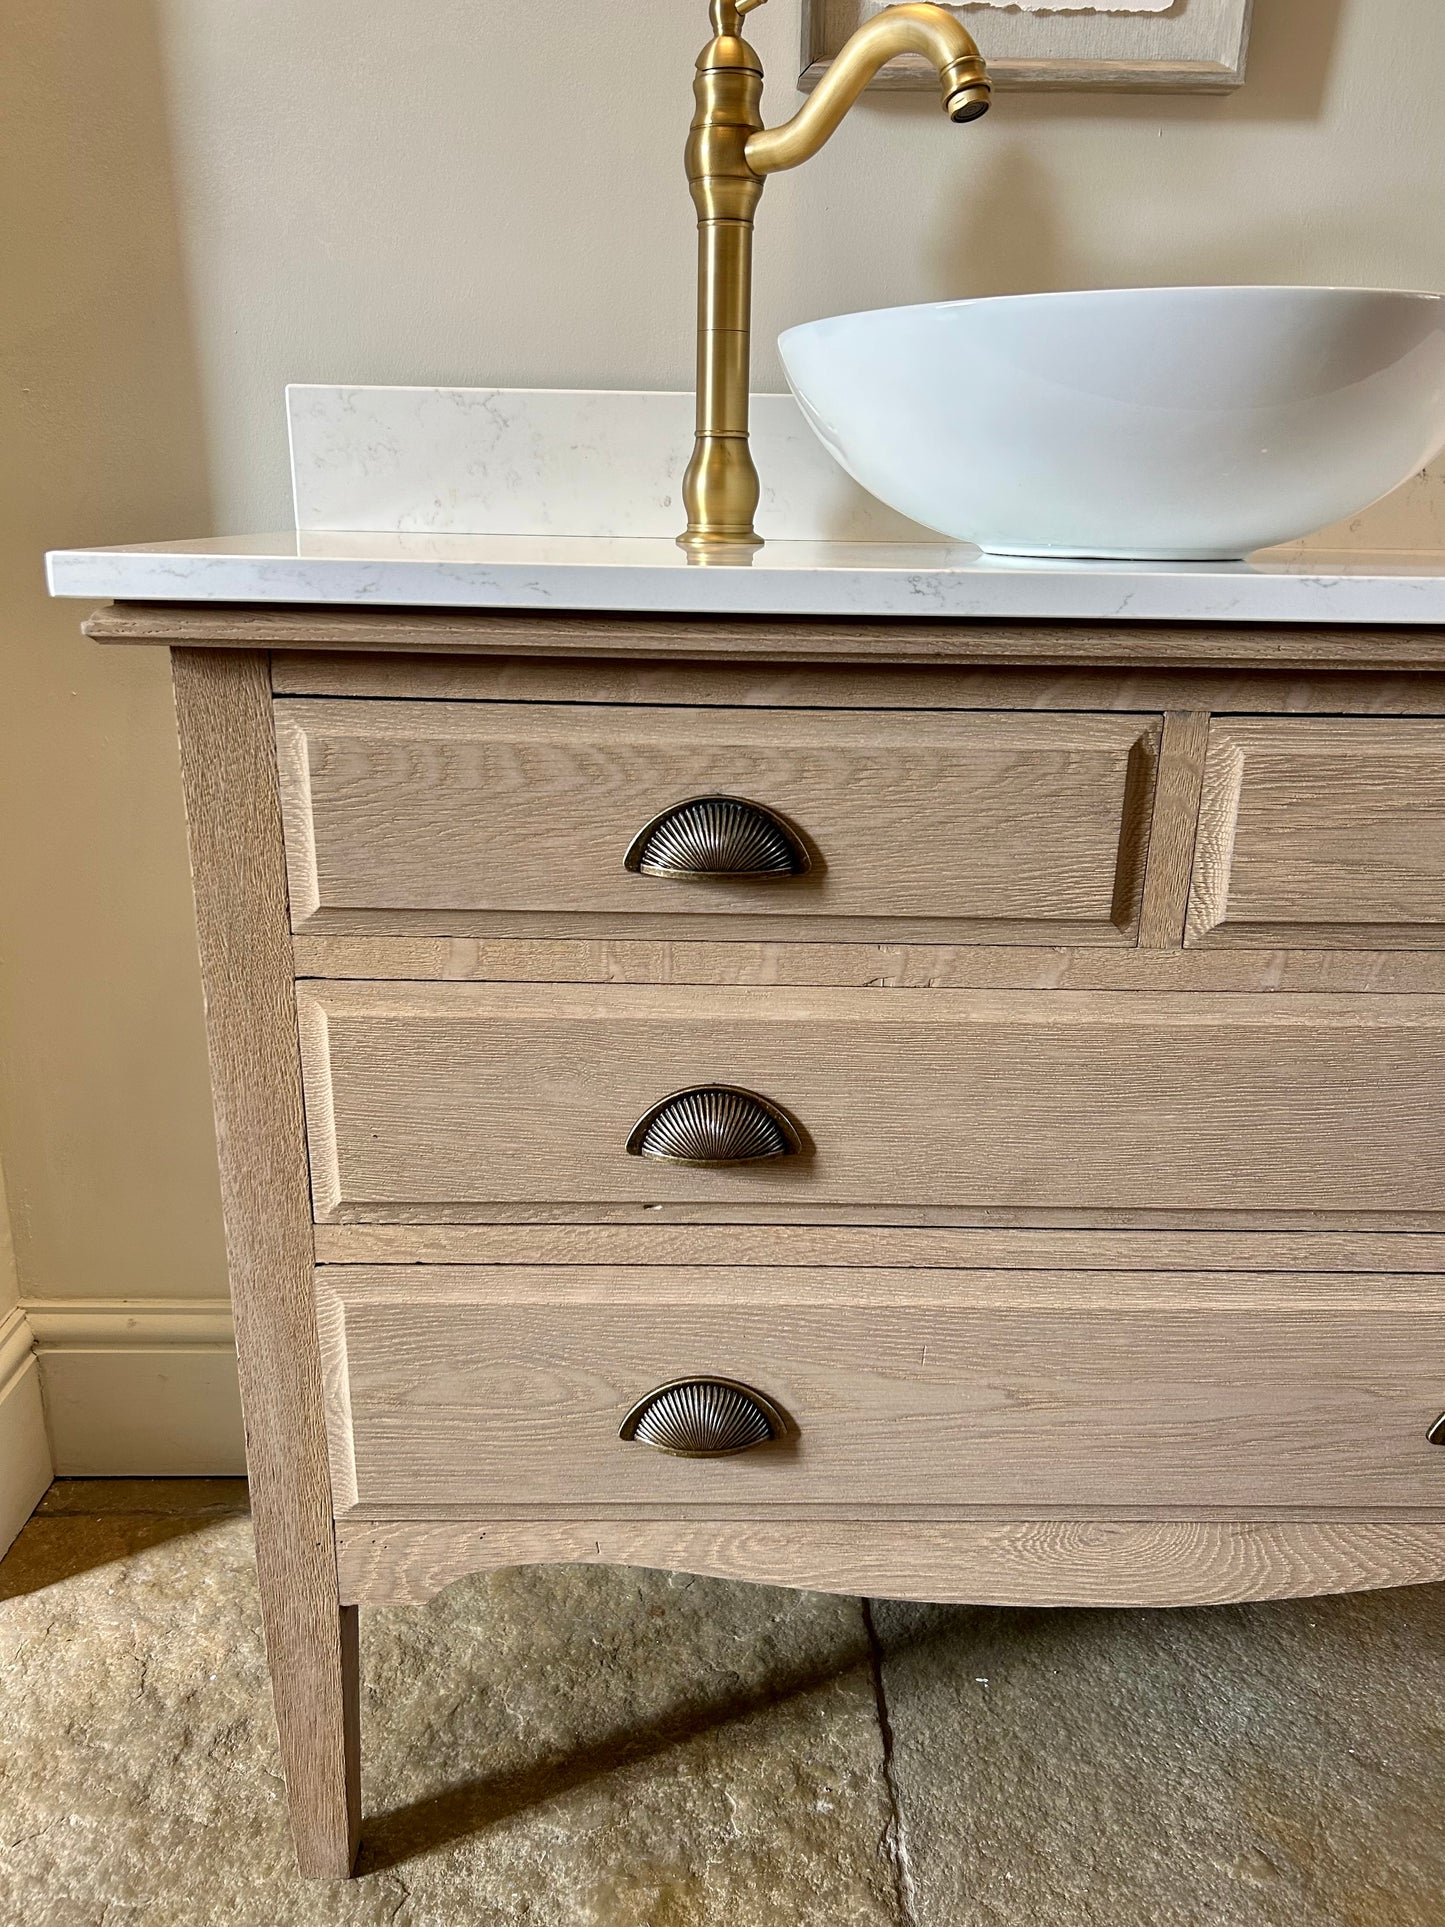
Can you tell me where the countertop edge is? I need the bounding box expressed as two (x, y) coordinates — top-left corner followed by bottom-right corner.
(46, 540), (1445, 630)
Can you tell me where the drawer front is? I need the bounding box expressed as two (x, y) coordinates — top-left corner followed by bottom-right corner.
(317, 1267), (1445, 1514)
(1188, 718), (1445, 947)
(298, 982), (1445, 1219)
(275, 699), (1159, 942)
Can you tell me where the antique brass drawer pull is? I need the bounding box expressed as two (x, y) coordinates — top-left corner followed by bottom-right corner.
(1429, 1412), (1445, 1445)
(623, 795), (811, 878)
(620, 1376), (789, 1458)
(626, 1084), (803, 1164)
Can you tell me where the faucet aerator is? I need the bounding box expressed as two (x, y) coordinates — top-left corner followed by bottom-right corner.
(948, 86), (991, 123)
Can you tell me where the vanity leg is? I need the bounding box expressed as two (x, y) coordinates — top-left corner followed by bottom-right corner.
(171, 648), (361, 1877)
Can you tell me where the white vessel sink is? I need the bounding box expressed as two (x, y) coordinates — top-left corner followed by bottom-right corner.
(779, 286), (1445, 561)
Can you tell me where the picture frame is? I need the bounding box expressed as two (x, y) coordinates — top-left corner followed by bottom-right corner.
(801, 0), (1255, 94)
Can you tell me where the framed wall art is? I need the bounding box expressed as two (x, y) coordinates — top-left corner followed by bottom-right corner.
(801, 0), (1255, 94)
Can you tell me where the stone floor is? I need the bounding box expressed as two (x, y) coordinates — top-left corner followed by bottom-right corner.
(2, 1486), (1443, 1926)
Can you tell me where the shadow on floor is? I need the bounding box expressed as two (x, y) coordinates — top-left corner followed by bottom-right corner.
(363, 1576), (1445, 1881)
(361, 1641), (877, 1873)
(0, 1479), (251, 1601)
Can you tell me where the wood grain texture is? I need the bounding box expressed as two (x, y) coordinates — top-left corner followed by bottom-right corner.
(314, 1286), (358, 1514)
(275, 698), (1158, 944)
(292, 933), (1445, 994)
(170, 650), (359, 1878)
(268, 651), (1445, 717)
(310, 1222), (1445, 1274)
(1138, 710), (1212, 950)
(297, 980), (1445, 1219)
(1188, 718), (1445, 947)
(80, 603), (1445, 673)
(302, 1202), (1445, 1232)
(140, 616), (1445, 1855)
(336, 1518), (1445, 1609)
(317, 1265), (1445, 1515)
(804, 0), (1252, 93)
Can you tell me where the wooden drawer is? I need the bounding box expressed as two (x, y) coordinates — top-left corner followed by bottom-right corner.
(275, 699), (1159, 943)
(1187, 718), (1445, 947)
(317, 1266), (1445, 1515)
(297, 982), (1445, 1220)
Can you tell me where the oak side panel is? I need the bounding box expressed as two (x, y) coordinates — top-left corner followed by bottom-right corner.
(337, 1518), (1445, 1609)
(170, 648), (359, 1878)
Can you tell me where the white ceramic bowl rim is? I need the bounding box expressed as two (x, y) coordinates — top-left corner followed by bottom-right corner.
(778, 284), (1445, 349)
(777, 284), (1445, 560)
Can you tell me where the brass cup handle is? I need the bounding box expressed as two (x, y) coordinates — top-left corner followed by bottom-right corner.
(623, 795), (811, 879)
(626, 1085), (803, 1165)
(620, 1376), (788, 1458)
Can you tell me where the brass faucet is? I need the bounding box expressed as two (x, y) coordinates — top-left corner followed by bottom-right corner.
(679, 1), (991, 555)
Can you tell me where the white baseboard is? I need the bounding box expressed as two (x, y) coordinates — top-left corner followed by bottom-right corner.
(25, 1298), (245, 1477)
(0, 1307), (53, 1554)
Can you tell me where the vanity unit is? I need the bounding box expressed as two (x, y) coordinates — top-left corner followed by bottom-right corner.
(52, 521), (1445, 1877)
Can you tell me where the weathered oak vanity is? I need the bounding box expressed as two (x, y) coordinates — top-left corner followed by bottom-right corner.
(66, 581), (1445, 1879)
(43, 0), (1445, 1854)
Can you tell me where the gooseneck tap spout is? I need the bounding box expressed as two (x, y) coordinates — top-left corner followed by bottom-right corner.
(679, 1), (990, 556)
(747, 8), (992, 175)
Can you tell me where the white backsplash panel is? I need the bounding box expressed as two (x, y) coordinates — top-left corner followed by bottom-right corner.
(287, 386), (930, 543)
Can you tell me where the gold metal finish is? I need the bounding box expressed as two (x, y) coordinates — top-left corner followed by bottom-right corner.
(625, 1084), (804, 1164)
(619, 1375), (791, 1458)
(680, 1), (991, 555)
(746, 12), (990, 175)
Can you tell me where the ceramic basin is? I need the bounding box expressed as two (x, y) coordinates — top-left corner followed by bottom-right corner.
(778, 286), (1445, 560)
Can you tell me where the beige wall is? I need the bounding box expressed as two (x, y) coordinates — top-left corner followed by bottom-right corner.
(0, 1160), (17, 1323)
(2, 3), (227, 1310)
(3, 0), (1445, 1313)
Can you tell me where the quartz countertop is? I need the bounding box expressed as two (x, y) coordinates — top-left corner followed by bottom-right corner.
(45, 385), (1445, 626)
(45, 531), (1445, 625)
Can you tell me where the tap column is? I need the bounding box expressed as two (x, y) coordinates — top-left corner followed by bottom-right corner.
(679, 24), (767, 554)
